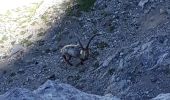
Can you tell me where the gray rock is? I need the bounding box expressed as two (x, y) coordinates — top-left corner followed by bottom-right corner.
(0, 80), (120, 100)
(138, 0), (149, 8)
(0, 88), (42, 100)
(151, 93), (170, 100)
(9, 44), (25, 55)
(105, 35), (170, 98)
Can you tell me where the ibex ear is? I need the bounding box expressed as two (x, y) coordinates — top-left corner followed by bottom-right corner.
(86, 34), (101, 48)
(74, 33), (84, 48)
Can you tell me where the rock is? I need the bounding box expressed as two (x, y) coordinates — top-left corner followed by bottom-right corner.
(9, 44), (25, 56)
(102, 53), (117, 67)
(17, 69), (25, 75)
(105, 80), (130, 96)
(117, 58), (125, 71)
(159, 9), (168, 15)
(47, 74), (56, 80)
(94, 51), (118, 72)
(0, 88), (42, 100)
(103, 35), (170, 98)
(138, 0), (149, 8)
(0, 80), (120, 100)
(148, 53), (168, 71)
(151, 93), (170, 100)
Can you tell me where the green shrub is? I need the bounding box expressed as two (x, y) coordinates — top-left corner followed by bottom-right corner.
(76, 0), (96, 11)
(37, 32), (45, 37)
(1, 35), (8, 41)
(20, 39), (33, 47)
(65, 0), (96, 16)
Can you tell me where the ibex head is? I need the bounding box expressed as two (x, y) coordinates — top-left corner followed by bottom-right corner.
(75, 33), (101, 60)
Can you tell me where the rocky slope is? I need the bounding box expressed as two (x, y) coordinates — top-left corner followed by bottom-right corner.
(0, 0), (170, 100)
(0, 80), (119, 100)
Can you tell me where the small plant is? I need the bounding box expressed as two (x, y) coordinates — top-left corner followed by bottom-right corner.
(1, 35), (8, 41)
(65, 3), (81, 16)
(0, 40), (4, 44)
(92, 29), (98, 34)
(48, 74), (56, 80)
(65, 6), (74, 16)
(76, 0), (96, 11)
(96, 41), (109, 49)
(92, 61), (100, 68)
(0, 35), (8, 44)
(108, 68), (115, 75)
(20, 39), (33, 47)
(101, 11), (108, 17)
(10, 72), (16, 77)
(65, 0), (96, 16)
(31, 21), (38, 26)
(41, 13), (48, 23)
(5, 10), (12, 16)
(91, 51), (99, 58)
(56, 31), (62, 42)
(37, 32), (45, 37)
(20, 31), (26, 35)
(108, 25), (116, 32)
(67, 75), (81, 82)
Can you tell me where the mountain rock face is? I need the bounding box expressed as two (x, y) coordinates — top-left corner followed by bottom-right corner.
(0, 80), (120, 100)
(0, 0), (170, 100)
(102, 35), (170, 99)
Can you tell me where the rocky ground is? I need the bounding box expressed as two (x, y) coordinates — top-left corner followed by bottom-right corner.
(0, 80), (120, 100)
(0, 0), (170, 100)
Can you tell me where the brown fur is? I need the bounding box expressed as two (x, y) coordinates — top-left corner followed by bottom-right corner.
(60, 34), (100, 66)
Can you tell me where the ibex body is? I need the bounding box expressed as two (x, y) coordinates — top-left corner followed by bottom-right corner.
(60, 34), (99, 66)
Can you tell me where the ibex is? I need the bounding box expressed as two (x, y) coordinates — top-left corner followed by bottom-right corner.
(60, 33), (100, 66)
